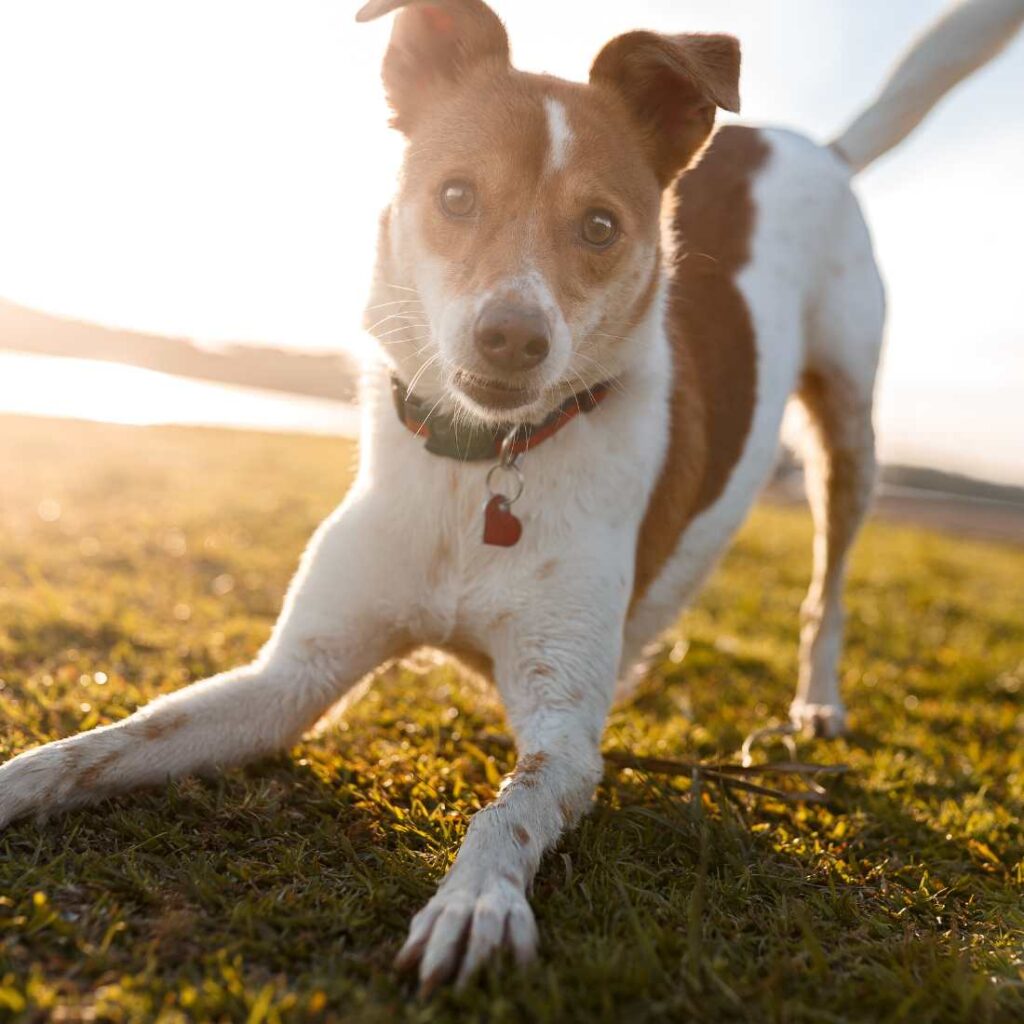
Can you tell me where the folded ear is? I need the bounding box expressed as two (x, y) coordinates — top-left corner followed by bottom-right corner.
(356, 0), (511, 133)
(590, 31), (741, 186)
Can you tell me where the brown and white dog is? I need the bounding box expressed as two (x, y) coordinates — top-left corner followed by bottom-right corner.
(2, 0), (1021, 993)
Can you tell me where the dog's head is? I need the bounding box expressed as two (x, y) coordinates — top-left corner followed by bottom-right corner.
(358, 0), (740, 422)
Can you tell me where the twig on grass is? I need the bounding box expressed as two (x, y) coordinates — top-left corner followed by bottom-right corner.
(604, 751), (844, 804)
(482, 724), (849, 804)
(603, 731), (849, 805)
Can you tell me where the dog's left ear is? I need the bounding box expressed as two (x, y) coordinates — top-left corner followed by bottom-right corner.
(590, 31), (741, 186)
(357, 0), (511, 133)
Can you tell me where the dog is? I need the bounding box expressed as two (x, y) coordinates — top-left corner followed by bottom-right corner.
(2, 0), (1021, 995)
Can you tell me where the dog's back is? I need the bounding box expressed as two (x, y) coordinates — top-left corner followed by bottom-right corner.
(623, 0), (1024, 729)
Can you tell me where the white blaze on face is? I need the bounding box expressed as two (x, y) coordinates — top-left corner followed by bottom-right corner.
(543, 97), (572, 173)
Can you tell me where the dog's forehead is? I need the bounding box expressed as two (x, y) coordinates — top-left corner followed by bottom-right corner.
(407, 69), (651, 191)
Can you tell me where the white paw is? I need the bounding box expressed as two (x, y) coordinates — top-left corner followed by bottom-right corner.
(395, 872), (538, 995)
(0, 735), (120, 829)
(0, 744), (64, 828)
(789, 700), (847, 738)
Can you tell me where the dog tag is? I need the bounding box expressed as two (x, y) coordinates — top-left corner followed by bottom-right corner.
(483, 495), (523, 547)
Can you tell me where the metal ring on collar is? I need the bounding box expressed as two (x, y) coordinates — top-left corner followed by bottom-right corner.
(486, 462), (524, 504)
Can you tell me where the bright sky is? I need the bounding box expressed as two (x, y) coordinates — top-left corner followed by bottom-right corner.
(0, 1), (1021, 483)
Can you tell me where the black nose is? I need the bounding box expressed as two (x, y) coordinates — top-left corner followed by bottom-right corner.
(473, 302), (551, 373)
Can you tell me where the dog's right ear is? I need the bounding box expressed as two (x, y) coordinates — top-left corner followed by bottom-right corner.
(356, 0), (511, 133)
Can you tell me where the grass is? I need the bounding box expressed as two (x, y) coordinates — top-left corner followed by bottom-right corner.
(0, 413), (1022, 1023)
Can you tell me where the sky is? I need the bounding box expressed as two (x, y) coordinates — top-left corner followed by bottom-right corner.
(0, 1), (1021, 483)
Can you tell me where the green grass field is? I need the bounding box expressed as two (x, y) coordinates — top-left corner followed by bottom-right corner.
(1, 415), (1021, 1023)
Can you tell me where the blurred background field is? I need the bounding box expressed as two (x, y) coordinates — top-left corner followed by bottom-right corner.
(1, 0), (1023, 488)
(1, 416), (1021, 1022)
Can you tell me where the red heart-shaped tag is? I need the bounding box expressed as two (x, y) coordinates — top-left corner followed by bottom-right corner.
(483, 495), (523, 547)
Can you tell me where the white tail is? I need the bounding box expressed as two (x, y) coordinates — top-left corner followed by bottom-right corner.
(830, 0), (1024, 173)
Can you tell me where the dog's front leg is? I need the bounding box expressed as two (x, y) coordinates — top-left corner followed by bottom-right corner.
(397, 603), (622, 992)
(0, 497), (408, 828)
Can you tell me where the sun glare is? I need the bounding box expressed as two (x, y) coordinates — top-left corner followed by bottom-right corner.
(0, 352), (360, 436)
(0, 1), (1021, 483)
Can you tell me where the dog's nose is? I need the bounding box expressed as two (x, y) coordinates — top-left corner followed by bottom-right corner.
(473, 303), (550, 372)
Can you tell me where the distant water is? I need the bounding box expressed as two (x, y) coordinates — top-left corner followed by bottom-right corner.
(0, 351), (360, 437)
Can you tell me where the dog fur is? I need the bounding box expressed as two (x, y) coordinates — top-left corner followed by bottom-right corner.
(2, 0), (1021, 995)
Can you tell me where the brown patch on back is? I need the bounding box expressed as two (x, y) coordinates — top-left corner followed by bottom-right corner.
(633, 126), (769, 602)
(513, 824), (531, 846)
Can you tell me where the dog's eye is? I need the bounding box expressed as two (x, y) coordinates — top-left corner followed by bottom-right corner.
(581, 208), (618, 248)
(440, 180), (477, 219)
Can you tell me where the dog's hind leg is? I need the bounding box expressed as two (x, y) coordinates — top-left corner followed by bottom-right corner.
(0, 499), (404, 828)
(790, 365), (877, 737)
(790, 199), (884, 737)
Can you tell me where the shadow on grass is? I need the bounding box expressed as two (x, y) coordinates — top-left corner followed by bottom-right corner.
(3, 717), (1022, 1022)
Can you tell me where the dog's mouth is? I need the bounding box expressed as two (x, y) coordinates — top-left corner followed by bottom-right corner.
(452, 370), (541, 412)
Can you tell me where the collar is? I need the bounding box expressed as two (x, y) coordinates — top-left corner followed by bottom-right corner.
(390, 375), (611, 461)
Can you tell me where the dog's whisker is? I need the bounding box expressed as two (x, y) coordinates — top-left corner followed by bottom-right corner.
(365, 310), (427, 333)
(570, 369), (598, 410)
(372, 322), (431, 340)
(405, 352), (441, 397)
(373, 322), (431, 339)
(363, 298), (425, 312)
(565, 376), (584, 418)
(375, 336), (431, 349)
(380, 338), (432, 354)
(571, 351), (629, 397)
(403, 340), (437, 361)
(578, 356), (625, 381)
(419, 391), (448, 431)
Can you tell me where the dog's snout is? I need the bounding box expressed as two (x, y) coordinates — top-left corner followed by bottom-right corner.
(473, 303), (551, 373)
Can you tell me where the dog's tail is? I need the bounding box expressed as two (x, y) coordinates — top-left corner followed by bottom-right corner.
(829, 0), (1024, 174)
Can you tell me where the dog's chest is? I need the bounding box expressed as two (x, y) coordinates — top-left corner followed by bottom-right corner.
(366, 395), (667, 648)
(396, 458), (606, 643)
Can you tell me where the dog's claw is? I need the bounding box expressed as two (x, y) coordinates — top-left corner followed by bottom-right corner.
(397, 875), (538, 995)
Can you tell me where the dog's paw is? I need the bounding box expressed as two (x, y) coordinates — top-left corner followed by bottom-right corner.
(395, 873), (538, 995)
(789, 700), (847, 738)
(0, 745), (61, 829)
(0, 737), (110, 829)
